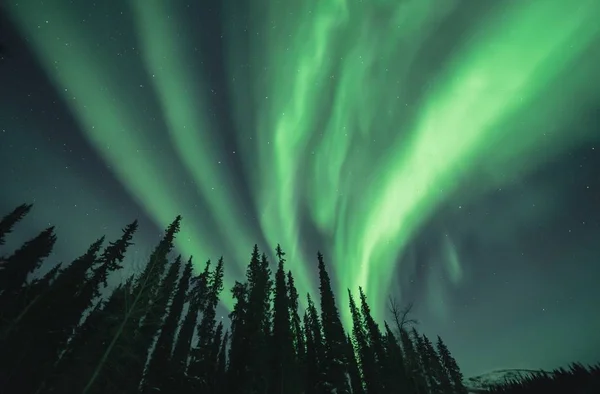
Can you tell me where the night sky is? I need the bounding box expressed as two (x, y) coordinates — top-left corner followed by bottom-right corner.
(1, 0), (600, 378)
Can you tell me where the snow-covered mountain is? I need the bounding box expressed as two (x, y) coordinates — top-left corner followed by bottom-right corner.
(464, 369), (549, 393)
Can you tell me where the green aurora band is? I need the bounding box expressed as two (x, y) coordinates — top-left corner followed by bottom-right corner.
(6, 0), (600, 325)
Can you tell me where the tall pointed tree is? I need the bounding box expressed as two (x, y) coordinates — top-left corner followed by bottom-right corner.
(43, 221), (138, 393)
(50, 276), (136, 394)
(270, 245), (295, 394)
(0, 227), (57, 390)
(383, 322), (411, 394)
(141, 255), (184, 393)
(189, 257), (224, 388)
(18, 237), (106, 394)
(359, 287), (388, 389)
(287, 270), (305, 361)
(242, 246), (273, 394)
(436, 336), (467, 394)
(89, 220), (138, 298)
(304, 293), (328, 394)
(226, 277), (250, 394)
(420, 333), (446, 394)
(401, 328), (428, 394)
(413, 327), (439, 394)
(171, 258), (210, 378)
(345, 333), (365, 394)
(0, 226), (56, 294)
(80, 215), (181, 394)
(317, 252), (350, 394)
(0, 203), (32, 247)
(349, 289), (379, 394)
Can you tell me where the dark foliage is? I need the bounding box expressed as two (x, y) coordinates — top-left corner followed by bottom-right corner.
(0, 204), (596, 394)
(485, 363), (600, 394)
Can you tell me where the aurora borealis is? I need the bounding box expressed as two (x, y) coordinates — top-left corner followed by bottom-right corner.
(1, 0), (600, 378)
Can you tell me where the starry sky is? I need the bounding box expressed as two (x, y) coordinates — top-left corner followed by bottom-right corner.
(1, 0), (600, 378)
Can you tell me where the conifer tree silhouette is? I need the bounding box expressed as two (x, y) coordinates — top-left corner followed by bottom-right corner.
(0, 203), (32, 247)
(16, 237), (106, 394)
(359, 286), (388, 390)
(189, 256), (224, 390)
(304, 293), (327, 394)
(226, 279), (249, 393)
(420, 333), (446, 394)
(383, 322), (411, 394)
(317, 252), (351, 394)
(140, 254), (183, 393)
(287, 270), (305, 361)
(436, 335), (467, 394)
(44, 220), (138, 393)
(90, 220), (138, 296)
(349, 289), (379, 393)
(144, 254), (192, 392)
(81, 215), (181, 394)
(242, 247), (272, 394)
(3, 203), (594, 394)
(345, 333), (365, 394)
(171, 257), (210, 381)
(401, 328), (428, 394)
(0, 226), (56, 294)
(270, 244), (296, 394)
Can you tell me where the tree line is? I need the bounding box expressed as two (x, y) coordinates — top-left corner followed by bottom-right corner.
(483, 363), (600, 394)
(0, 203), (597, 394)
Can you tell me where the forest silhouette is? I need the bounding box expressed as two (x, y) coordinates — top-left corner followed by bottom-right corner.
(0, 203), (598, 394)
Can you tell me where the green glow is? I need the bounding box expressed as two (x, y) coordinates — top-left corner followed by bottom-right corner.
(129, 1), (255, 279)
(345, 0), (600, 325)
(230, 0), (600, 326)
(5, 2), (234, 307)
(444, 237), (463, 286)
(7, 0), (600, 327)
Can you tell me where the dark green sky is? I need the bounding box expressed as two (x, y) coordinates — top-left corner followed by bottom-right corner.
(1, 0), (599, 377)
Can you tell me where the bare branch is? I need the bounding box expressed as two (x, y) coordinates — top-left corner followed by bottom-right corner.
(387, 295), (418, 335)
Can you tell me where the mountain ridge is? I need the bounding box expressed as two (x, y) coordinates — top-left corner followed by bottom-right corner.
(464, 368), (550, 393)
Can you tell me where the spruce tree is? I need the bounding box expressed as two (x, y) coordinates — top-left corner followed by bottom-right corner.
(436, 336), (467, 394)
(0, 203), (32, 247)
(383, 322), (411, 394)
(401, 328), (428, 394)
(304, 294), (328, 394)
(0, 226), (56, 294)
(287, 270), (305, 361)
(345, 333), (365, 394)
(421, 333), (446, 394)
(44, 221), (138, 393)
(80, 215), (181, 394)
(349, 289), (379, 393)
(242, 246), (273, 394)
(21, 238), (106, 394)
(89, 220), (138, 297)
(270, 245), (296, 394)
(171, 258), (210, 378)
(413, 327), (439, 394)
(359, 287), (388, 390)
(227, 280), (249, 393)
(141, 255), (184, 393)
(317, 252), (350, 394)
(52, 276), (135, 394)
(0, 228), (60, 391)
(189, 257), (224, 389)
